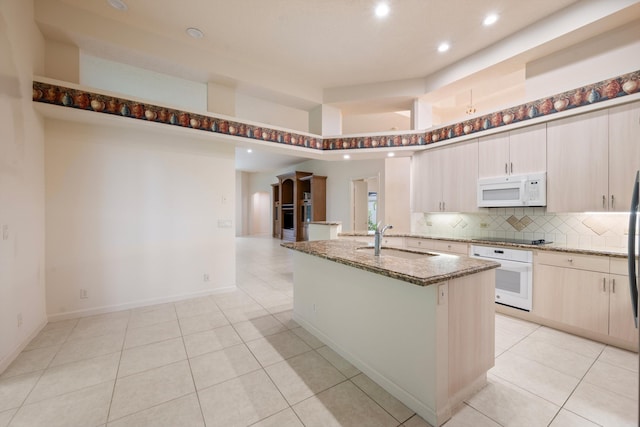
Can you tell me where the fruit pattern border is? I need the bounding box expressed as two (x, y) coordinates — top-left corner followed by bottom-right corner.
(33, 69), (639, 151)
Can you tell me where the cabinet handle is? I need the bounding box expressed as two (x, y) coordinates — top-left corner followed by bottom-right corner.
(602, 277), (606, 292)
(602, 195), (606, 208)
(567, 258), (573, 263)
(612, 278), (616, 293)
(510, 162), (513, 174)
(611, 195), (614, 209)
(505, 163), (508, 174)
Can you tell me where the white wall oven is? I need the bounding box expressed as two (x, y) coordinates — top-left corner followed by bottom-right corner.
(470, 245), (533, 311)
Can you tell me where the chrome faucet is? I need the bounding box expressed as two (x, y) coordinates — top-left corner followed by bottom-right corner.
(374, 222), (393, 256)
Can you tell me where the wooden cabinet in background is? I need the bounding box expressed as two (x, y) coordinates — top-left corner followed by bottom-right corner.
(274, 171), (326, 242)
(478, 123), (547, 178)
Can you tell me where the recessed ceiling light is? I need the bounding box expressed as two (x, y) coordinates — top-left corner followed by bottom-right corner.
(247, 149), (252, 153)
(343, 154), (351, 160)
(387, 152), (395, 157)
(375, 3), (390, 18)
(483, 13), (499, 26)
(107, 0), (127, 11)
(186, 27), (204, 39)
(437, 42), (450, 53)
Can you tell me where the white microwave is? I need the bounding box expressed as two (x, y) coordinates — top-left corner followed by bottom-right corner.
(477, 172), (546, 207)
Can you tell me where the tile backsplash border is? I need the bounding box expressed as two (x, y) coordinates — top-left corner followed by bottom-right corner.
(411, 209), (630, 250)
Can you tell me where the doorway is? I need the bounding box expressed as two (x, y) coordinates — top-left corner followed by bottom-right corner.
(351, 176), (379, 232)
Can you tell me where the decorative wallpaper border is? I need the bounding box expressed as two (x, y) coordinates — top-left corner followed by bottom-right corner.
(32, 81), (324, 150)
(33, 69), (639, 151)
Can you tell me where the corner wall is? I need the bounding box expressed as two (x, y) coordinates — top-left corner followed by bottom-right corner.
(45, 119), (236, 320)
(0, 0), (47, 372)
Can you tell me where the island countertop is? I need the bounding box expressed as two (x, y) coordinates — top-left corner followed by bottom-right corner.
(282, 239), (499, 287)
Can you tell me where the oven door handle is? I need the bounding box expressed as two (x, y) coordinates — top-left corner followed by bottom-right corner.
(492, 259), (532, 272)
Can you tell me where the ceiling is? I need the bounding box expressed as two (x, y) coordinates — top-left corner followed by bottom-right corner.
(33, 0), (640, 171)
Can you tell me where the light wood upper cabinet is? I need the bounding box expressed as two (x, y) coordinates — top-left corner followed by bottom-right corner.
(547, 109), (609, 212)
(478, 133), (510, 177)
(547, 101), (640, 212)
(412, 140), (478, 212)
(609, 101), (640, 212)
(478, 123), (546, 178)
(443, 140), (479, 212)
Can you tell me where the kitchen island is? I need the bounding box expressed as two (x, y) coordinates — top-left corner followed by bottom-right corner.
(282, 239), (499, 427)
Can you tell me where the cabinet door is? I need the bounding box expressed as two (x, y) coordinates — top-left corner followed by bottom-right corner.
(478, 133), (509, 178)
(509, 123), (547, 175)
(412, 148), (443, 212)
(442, 140), (479, 212)
(546, 110), (609, 212)
(533, 264), (609, 335)
(609, 273), (639, 345)
(609, 101), (640, 212)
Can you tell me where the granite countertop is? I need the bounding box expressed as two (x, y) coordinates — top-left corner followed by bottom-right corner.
(338, 232), (629, 258)
(308, 221), (342, 225)
(282, 239), (499, 287)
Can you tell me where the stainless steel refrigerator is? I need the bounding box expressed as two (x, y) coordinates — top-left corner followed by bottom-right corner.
(628, 170), (640, 426)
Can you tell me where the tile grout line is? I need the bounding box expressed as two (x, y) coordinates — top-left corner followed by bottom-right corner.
(104, 309), (131, 425)
(175, 301), (208, 427)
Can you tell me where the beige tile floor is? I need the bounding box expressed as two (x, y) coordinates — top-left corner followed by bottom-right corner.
(0, 236), (638, 426)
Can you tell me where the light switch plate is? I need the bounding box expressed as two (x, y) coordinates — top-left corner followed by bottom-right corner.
(217, 219), (233, 228)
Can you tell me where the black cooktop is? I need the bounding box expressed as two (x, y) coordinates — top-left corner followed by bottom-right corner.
(474, 237), (552, 246)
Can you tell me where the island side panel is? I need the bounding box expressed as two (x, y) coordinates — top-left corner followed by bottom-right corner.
(292, 251), (441, 424)
(447, 270), (496, 399)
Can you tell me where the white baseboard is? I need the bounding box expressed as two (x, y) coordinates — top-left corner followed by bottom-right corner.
(47, 285), (237, 322)
(0, 318), (48, 375)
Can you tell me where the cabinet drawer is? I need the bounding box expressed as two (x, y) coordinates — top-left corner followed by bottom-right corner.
(536, 251), (609, 272)
(406, 238), (467, 255)
(610, 257), (630, 275)
(406, 238), (437, 251)
(433, 241), (468, 255)
(381, 237), (404, 247)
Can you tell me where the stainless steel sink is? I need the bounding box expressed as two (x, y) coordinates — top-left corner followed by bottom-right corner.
(355, 246), (436, 260)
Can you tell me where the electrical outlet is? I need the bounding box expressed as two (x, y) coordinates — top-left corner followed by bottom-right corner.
(203, 274), (210, 282)
(17, 313), (22, 328)
(80, 289), (88, 299)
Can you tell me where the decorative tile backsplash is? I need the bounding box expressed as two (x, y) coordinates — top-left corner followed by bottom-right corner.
(412, 209), (630, 250)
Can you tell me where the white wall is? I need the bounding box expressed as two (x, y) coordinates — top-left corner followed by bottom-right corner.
(0, 0), (47, 373)
(342, 112), (410, 134)
(45, 119), (236, 320)
(384, 157), (411, 233)
(526, 21), (640, 100)
(236, 171), (250, 236)
(236, 93), (309, 132)
(80, 54), (208, 112)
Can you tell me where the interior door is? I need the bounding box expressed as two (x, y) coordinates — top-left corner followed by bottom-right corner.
(353, 179), (369, 232)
